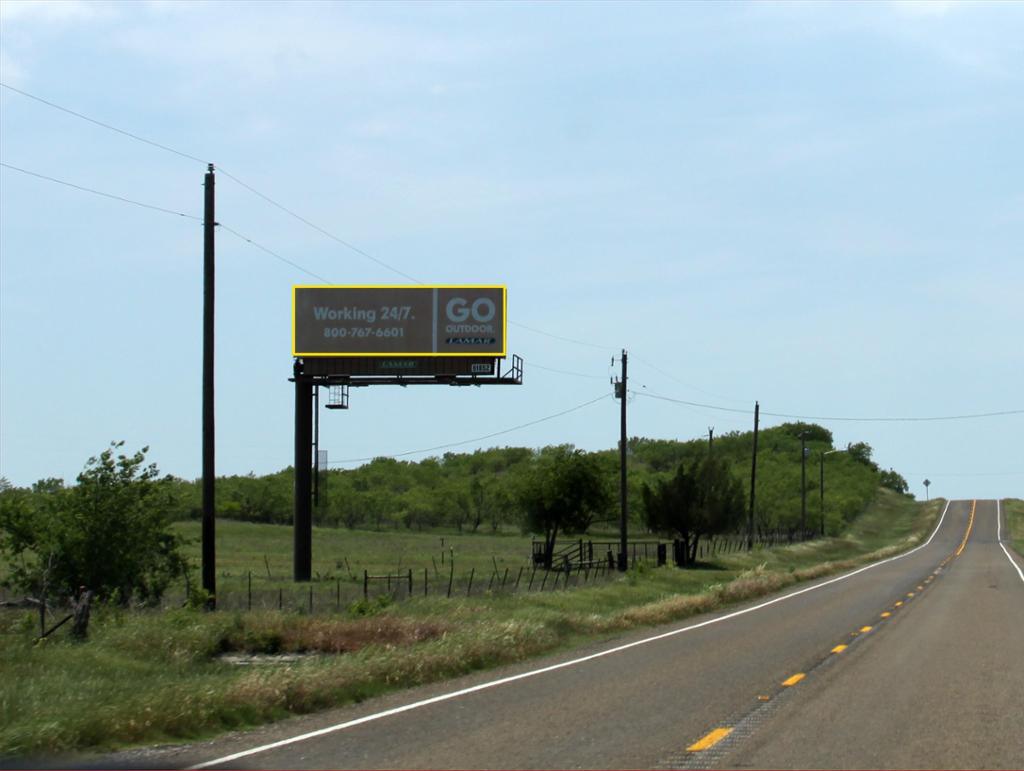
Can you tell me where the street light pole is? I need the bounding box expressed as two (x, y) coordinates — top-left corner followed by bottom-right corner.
(820, 448), (847, 536)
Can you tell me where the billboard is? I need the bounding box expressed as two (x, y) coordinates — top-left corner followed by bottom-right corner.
(293, 285), (506, 357)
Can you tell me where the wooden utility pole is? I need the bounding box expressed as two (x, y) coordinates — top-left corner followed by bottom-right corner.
(294, 361), (313, 582)
(708, 426), (714, 453)
(800, 432), (808, 536)
(201, 163), (216, 609)
(747, 401), (759, 550)
(616, 350), (628, 571)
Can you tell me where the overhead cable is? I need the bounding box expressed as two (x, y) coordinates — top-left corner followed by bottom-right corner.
(218, 223), (333, 283)
(327, 393), (610, 465)
(525, 361), (608, 380)
(215, 168), (422, 283)
(632, 390), (1024, 423)
(0, 161), (201, 220)
(0, 82), (209, 165)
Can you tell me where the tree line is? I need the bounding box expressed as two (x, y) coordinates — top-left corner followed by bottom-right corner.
(1, 423), (910, 607)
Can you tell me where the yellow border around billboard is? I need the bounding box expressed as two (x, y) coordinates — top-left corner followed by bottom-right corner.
(292, 284), (507, 358)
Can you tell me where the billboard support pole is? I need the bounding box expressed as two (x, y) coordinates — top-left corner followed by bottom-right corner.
(313, 385), (320, 508)
(294, 360), (313, 582)
(201, 164), (216, 609)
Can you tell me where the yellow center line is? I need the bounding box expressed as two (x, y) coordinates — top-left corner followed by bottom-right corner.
(955, 500), (976, 557)
(907, 592), (915, 598)
(831, 644), (848, 653)
(688, 727), (733, 752)
(880, 612), (891, 618)
(895, 601), (903, 607)
(782, 673), (806, 686)
(860, 626), (873, 633)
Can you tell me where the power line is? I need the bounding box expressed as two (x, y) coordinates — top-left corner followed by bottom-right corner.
(525, 361), (608, 380)
(0, 161), (201, 220)
(630, 353), (749, 405)
(0, 82), (209, 165)
(509, 320), (617, 351)
(0, 82), (657, 367)
(215, 168), (422, 284)
(327, 393), (610, 465)
(902, 470), (1024, 478)
(0, 82), (425, 283)
(218, 223), (333, 283)
(632, 389), (1024, 423)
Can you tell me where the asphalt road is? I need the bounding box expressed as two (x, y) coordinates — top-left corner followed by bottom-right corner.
(123, 499), (1022, 770)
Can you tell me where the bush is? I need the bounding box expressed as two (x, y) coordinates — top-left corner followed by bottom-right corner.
(0, 442), (188, 606)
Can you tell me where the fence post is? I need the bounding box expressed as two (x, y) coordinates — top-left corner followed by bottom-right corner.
(408, 569), (413, 598)
(501, 567), (509, 590)
(540, 570), (548, 591)
(278, 588), (282, 610)
(247, 571), (252, 611)
(424, 568), (428, 597)
(363, 570), (368, 601)
(515, 566), (524, 590)
(528, 567), (536, 591)
(447, 560), (454, 598)
(336, 578), (340, 611)
(466, 568), (475, 597)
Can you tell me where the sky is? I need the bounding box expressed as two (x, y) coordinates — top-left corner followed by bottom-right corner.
(1, 0), (1021, 501)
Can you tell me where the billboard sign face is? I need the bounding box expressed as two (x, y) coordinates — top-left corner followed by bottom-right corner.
(293, 285), (506, 357)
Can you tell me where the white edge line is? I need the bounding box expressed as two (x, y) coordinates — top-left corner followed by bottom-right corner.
(997, 499), (1024, 583)
(189, 500), (954, 770)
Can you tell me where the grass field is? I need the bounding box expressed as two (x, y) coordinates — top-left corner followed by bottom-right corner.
(170, 519), (554, 609)
(1003, 498), (1024, 554)
(1, 490), (943, 759)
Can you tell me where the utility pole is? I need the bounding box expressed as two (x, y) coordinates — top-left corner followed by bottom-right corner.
(747, 401), (759, 551)
(819, 452), (825, 536)
(614, 350), (628, 571)
(294, 361), (313, 582)
(708, 426), (714, 453)
(201, 164), (216, 609)
(799, 432), (808, 537)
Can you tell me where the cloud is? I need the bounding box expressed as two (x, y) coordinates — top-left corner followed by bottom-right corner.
(0, 49), (25, 85)
(0, 0), (112, 24)
(890, 0), (963, 18)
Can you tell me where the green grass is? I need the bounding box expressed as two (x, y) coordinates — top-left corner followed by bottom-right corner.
(170, 519), (580, 611)
(1, 490), (942, 759)
(1003, 498), (1024, 555)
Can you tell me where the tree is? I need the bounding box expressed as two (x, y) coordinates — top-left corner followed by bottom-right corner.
(879, 468), (909, 495)
(846, 442), (879, 471)
(0, 442), (188, 607)
(642, 455), (745, 565)
(642, 463), (698, 561)
(519, 446), (611, 568)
